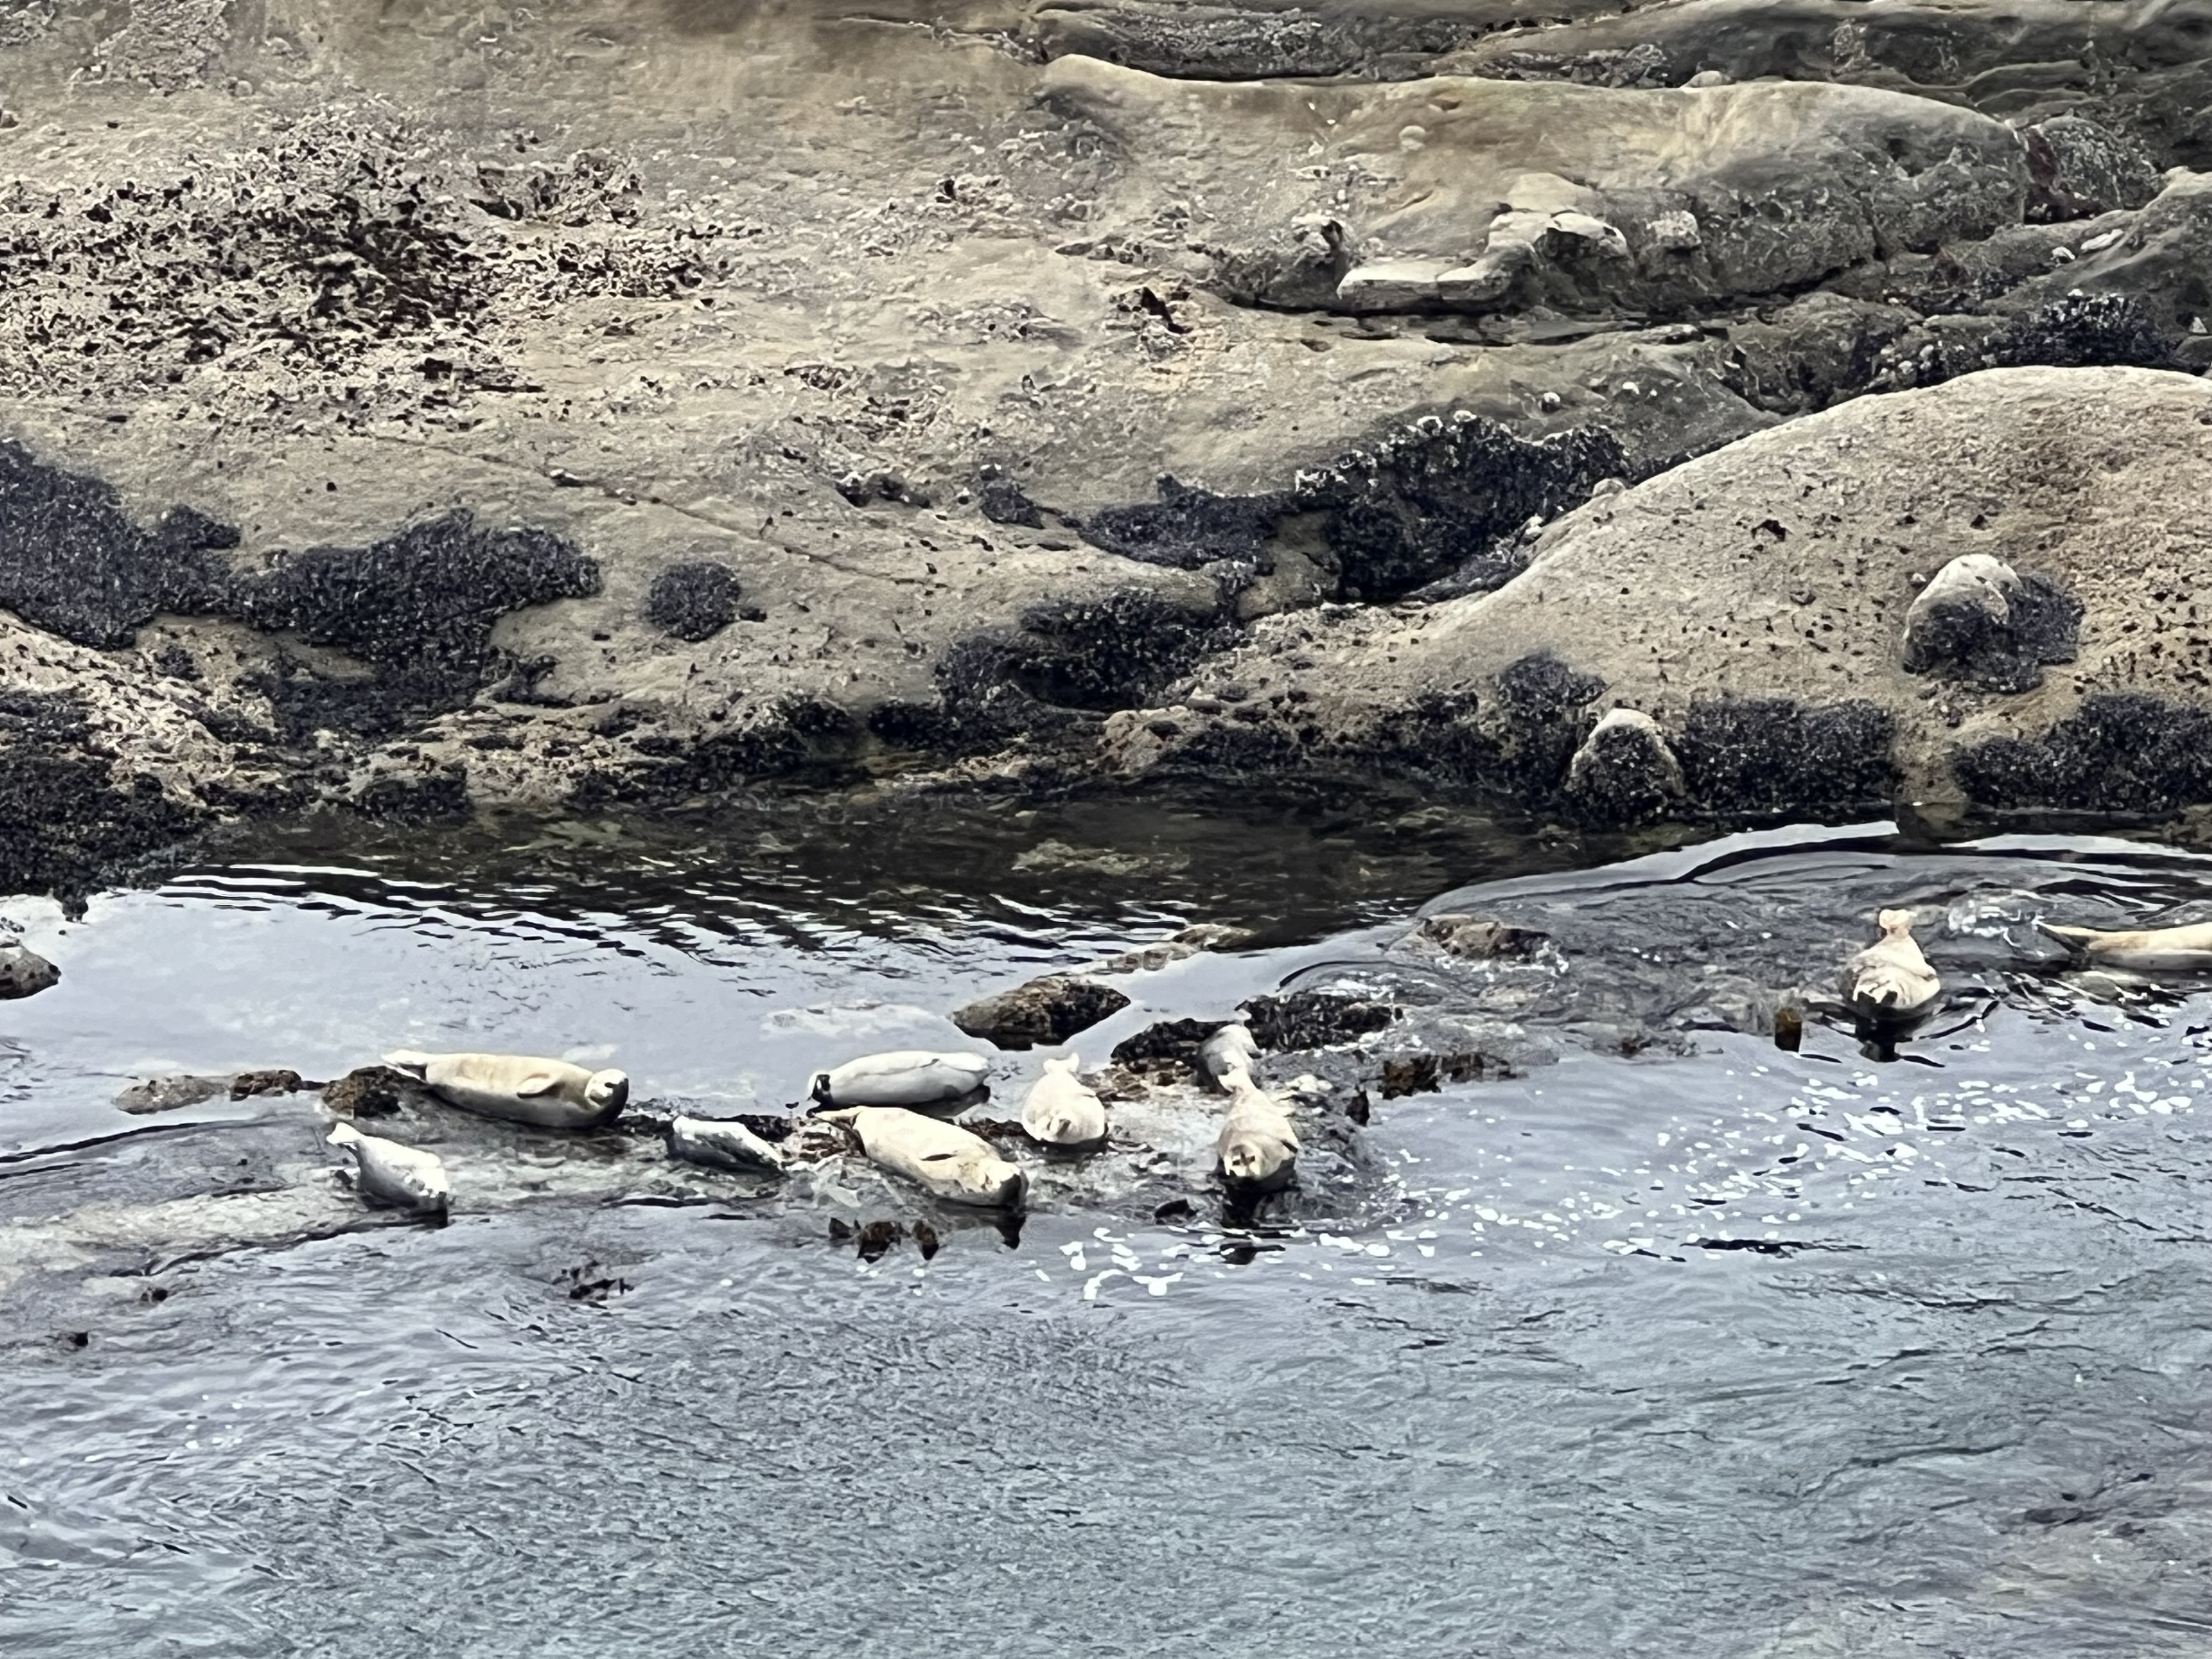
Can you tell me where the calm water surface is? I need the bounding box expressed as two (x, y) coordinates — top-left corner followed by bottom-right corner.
(3, 800), (2210, 1657)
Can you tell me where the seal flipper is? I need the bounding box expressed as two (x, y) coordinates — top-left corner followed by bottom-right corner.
(381, 1050), (433, 1077)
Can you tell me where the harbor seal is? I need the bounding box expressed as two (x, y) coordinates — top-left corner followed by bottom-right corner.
(1019, 1054), (1108, 1152)
(665, 1115), (787, 1175)
(381, 1049), (630, 1130)
(1197, 1022), (1260, 1090)
(1842, 909), (1940, 1025)
(816, 1106), (1028, 1209)
(1215, 1076), (1299, 1192)
(328, 1123), (450, 1216)
(811, 1050), (991, 1110)
(2038, 919), (2212, 971)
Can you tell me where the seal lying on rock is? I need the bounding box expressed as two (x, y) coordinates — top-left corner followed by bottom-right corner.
(1843, 910), (1940, 1024)
(1197, 1023), (1260, 1090)
(382, 1050), (631, 1130)
(816, 1106), (1029, 1209)
(2038, 919), (2212, 970)
(665, 1115), (787, 1174)
(1020, 1054), (1108, 1152)
(328, 1123), (450, 1216)
(1215, 1075), (1300, 1193)
(812, 1051), (991, 1110)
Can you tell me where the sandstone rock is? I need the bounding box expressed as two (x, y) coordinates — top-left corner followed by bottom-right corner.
(0, 941), (59, 999)
(1902, 554), (2081, 692)
(951, 974), (1132, 1049)
(1048, 56), (2028, 319)
(1448, 0), (2212, 172)
(1109, 366), (2212, 816)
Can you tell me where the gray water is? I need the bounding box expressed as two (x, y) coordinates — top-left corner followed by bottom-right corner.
(4, 802), (2212, 1657)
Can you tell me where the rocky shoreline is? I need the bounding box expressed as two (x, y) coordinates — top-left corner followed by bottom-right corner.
(5, 1), (2212, 891)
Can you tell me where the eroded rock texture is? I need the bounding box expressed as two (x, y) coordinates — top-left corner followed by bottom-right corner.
(4, 1), (2212, 883)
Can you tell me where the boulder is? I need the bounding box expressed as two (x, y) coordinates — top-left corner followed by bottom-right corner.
(1563, 707), (1687, 826)
(1902, 554), (2082, 692)
(951, 974), (1132, 1049)
(0, 941), (59, 1000)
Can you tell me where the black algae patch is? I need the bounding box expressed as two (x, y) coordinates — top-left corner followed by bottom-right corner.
(1078, 477), (1286, 572)
(0, 690), (205, 896)
(874, 591), (1231, 753)
(1676, 696), (1897, 817)
(645, 560), (744, 643)
(1072, 415), (1627, 603)
(0, 442), (239, 648)
(0, 443), (600, 736)
(1985, 292), (2177, 372)
(1955, 694), (2212, 814)
(1295, 415), (1628, 601)
(234, 509), (600, 736)
(1241, 991), (1400, 1049)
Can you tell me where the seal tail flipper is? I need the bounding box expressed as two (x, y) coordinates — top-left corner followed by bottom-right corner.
(2036, 922), (2101, 951)
(381, 1050), (433, 1077)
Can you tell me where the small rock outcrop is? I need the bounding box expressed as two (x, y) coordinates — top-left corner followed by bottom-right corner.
(1902, 554), (2081, 692)
(0, 940), (60, 1000)
(951, 974), (1133, 1050)
(1562, 707), (1687, 826)
(1391, 914), (1551, 962)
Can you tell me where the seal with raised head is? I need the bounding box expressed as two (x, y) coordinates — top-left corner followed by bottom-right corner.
(811, 1050), (991, 1110)
(1196, 1022), (1260, 1091)
(382, 1049), (630, 1130)
(328, 1123), (450, 1216)
(816, 1105), (1028, 1209)
(1019, 1053), (1108, 1152)
(665, 1115), (786, 1175)
(1842, 909), (1941, 1025)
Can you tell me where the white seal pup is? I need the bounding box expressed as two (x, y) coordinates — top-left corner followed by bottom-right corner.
(382, 1050), (630, 1130)
(1842, 909), (1941, 1024)
(328, 1124), (450, 1216)
(816, 1106), (1028, 1209)
(1019, 1054), (1107, 1152)
(2038, 919), (2212, 971)
(811, 1050), (991, 1110)
(1215, 1075), (1299, 1192)
(665, 1115), (787, 1175)
(1197, 1022), (1260, 1090)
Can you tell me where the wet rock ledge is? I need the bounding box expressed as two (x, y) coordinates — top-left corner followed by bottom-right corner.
(3, 3), (2212, 885)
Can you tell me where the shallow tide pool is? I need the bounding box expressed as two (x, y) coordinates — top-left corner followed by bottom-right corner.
(4, 806), (2211, 1657)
